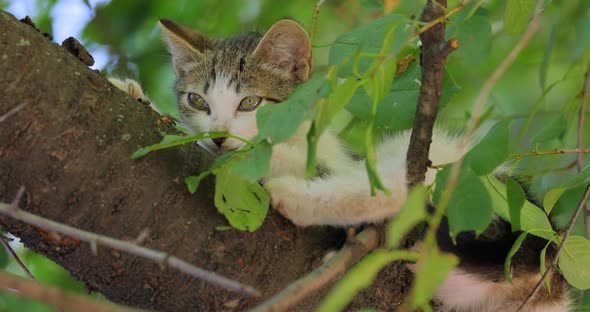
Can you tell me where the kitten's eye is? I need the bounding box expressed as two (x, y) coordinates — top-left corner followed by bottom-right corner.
(238, 95), (262, 112)
(188, 93), (209, 111)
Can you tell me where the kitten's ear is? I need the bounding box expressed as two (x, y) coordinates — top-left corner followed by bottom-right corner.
(159, 19), (212, 75)
(253, 19), (312, 82)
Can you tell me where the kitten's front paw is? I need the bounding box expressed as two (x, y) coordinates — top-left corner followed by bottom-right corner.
(109, 78), (162, 115)
(264, 176), (309, 226)
(109, 78), (148, 102)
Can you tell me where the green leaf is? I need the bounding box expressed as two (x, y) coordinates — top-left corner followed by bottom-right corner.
(504, 0), (536, 35)
(387, 185), (428, 248)
(184, 172), (209, 194)
(329, 14), (410, 77)
(231, 141), (272, 181)
(506, 176), (525, 230)
(464, 119), (510, 175)
(543, 187), (567, 215)
(316, 77), (360, 134)
(559, 235), (590, 289)
(346, 63), (460, 132)
(543, 164), (590, 214)
(569, 17), (590, 62)
(256, 75), (328, 144)
(483, 176), (554, 240)
(364, 57), (397, 104)
(214, 166), (269, 232)
(364, 121), (389, 195)
(540, 241), (551, 293)
(433, 166), (494, 237)
(504, 232), (528, 283)
(131, 132), (237, 159)
(531, 114), (567, 143)
(308, 77), (361, 176)
(455, 15), (492, 65)
(409, 249), (458, 308)
(539, 24), (557, 90)
(317, 250), (418, 312)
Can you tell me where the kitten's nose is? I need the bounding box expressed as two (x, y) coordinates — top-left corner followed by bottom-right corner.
(212, 137), (226, 147)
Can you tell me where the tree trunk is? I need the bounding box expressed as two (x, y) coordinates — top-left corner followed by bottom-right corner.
(0, 10), (411, 311)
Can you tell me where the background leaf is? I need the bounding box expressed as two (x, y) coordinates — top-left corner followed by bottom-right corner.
(464, 119), (510, 175)
(433, 166), (494, 237)
(454, 15), (492, 65)
(559, 235), (590, 289)
(504, 0), (536, 35)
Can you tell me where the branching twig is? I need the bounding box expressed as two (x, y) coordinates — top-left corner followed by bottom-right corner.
(516, 183), (590, 311)
(0, 270), (146, 312)
(511, 148), (590, 159)
(0, 102), (27, 123)
(0, 200), (259, 297)
(310, 0), (326, 44)
(249, 228), (380, 312)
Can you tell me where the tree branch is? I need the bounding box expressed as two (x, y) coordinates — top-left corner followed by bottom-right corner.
(3, 9), (339, 310)
(406, 0), (458, 186)
(0, 200), (259, 297)
(0, 270), (146, 312)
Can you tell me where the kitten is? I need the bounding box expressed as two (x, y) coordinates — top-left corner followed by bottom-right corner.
(111, 18), (570, 312)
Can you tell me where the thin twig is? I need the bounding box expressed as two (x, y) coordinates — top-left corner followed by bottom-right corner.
(9, 186), (25, 212)
(0, 201), (259, 297)
(249, 228), (380, 312)
(0, 235), (36, 280)
(516, 183), (590, 311)
(0, 270), (146, 312)
(310, 0), (326, 44)
(511, 148), (590, 159)
(577, 58), (590, 306)
(0, 102), (27, 123)
(413, 0), (470, 38)
(577, 61), (590, 172)
(579, 61), (590, 239)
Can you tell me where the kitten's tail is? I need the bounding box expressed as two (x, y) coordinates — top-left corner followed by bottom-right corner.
(432, 218), (572, 312)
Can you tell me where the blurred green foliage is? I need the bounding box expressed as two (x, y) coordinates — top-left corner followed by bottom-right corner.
(1, 0), (590, 310)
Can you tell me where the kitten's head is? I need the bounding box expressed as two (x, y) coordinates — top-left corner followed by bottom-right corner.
(159, 18), (312, 153)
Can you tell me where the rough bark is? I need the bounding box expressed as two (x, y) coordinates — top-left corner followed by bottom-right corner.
(0, 10), (412, 311)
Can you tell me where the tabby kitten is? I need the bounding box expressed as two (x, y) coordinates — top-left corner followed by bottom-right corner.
(111, 18), (570, 312)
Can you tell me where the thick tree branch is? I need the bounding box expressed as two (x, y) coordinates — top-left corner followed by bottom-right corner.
(0, 9), (351, 311)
